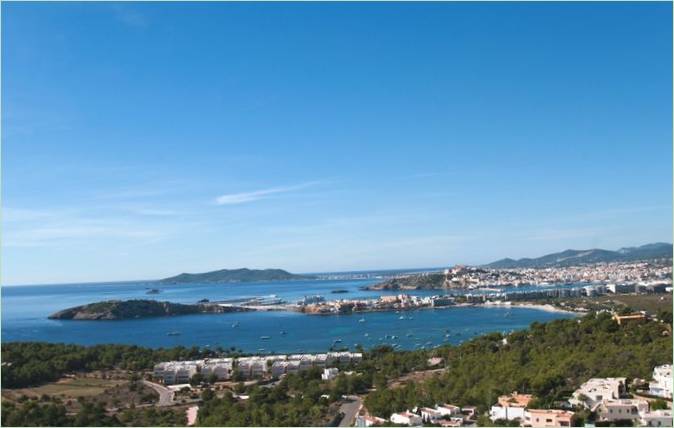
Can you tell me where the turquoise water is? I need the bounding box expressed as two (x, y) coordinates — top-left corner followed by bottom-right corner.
(1, 279), (576, 353)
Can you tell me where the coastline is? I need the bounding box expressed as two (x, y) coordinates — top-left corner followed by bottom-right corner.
(298, 301), (580, 316)
(471, 302), (578, 314)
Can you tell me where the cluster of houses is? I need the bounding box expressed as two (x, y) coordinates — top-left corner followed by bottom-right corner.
(357, 404), (477, 427)
(567, 370), (672, 427)
(359, 365), (672, 427)
(152, 352), (362, 384)
(485, 366), (672, 427)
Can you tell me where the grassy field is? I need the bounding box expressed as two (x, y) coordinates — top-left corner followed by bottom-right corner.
(2, 377), (126, 402)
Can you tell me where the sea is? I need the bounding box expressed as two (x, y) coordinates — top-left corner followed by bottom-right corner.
(1, 277), (577, 354)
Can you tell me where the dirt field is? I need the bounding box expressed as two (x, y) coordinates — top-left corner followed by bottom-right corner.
(2, 377), (126, 402)
(554, 293), (672, 315)
(598, 293), (672, 314)
(388, 368), (445, 389)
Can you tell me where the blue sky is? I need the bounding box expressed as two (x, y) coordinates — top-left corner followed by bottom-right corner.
(2, 2), (672, 285)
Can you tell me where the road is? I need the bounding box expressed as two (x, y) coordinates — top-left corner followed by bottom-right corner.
(143, 380), (175, 407)
(338, 395), (363, 427)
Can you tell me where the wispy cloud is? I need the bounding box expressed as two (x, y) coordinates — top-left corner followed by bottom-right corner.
(214, 182), (320, 206)
(3, 205), (172, 248)
(111, 4), (147, 28)
(132, 208), (177, 217)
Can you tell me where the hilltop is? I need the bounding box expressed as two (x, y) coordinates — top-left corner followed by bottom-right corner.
(484, 242), (672, 269)
(159, 268), (314, 284)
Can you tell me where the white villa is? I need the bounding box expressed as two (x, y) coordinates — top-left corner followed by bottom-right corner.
(390, 411), (422, 426)
(649, 365), (673, 399)
(568, 377), (626, 409)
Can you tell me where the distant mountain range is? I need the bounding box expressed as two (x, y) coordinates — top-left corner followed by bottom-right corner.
(159, 268), (314, 284)
(484, 242), (672, 269)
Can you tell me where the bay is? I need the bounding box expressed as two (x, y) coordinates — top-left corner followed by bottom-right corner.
(1, 278), (576, 353)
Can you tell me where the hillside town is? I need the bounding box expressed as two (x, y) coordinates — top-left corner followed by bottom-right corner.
(370, 261), (671, 290)
(415, 261), (671, 290)
(149, 353), (673, 427)
(355, 365), (673, 427)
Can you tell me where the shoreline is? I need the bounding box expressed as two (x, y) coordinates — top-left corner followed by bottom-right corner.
(296, 301), (580, 316)
(472, 302), (578, 314)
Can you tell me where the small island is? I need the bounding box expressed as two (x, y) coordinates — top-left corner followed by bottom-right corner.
(159, 268), (314, 284)
(48, 299), (250, 321)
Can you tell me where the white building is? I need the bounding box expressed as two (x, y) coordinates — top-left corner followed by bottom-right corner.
(271, 361), (289, 378)
(640, 409), (673, 427)
(419, 407), (443, 423)
(390, 411), (422, 426)
(200, 358), (233, 381)
(569, 378), (626, 409)
(435, 404), (461, 417)
(596, 399), (649, 423)
(649, 365), (673, 399)
(154, 351), (363, 383)
(489, 392), (533, 421)
(322, 367), (339, 381)
(153, 362), (199, 385)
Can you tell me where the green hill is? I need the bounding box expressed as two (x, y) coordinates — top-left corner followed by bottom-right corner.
(48, 299), (247, 320)
(159, 268), (313, 284)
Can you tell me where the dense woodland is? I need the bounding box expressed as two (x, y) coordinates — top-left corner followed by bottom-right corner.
(1, 398), (186, 427)
(1, 343), (242, 389)
(364, 312), (673, 420)
(2, 311), (671, 426)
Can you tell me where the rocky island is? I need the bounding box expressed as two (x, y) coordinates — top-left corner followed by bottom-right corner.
(48, 299), (251, 320)
(159, 268), (314, 284)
